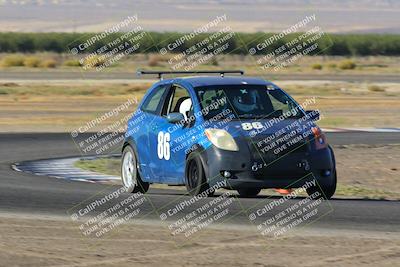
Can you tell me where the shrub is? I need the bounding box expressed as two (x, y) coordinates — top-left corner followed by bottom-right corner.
(148, 55), (161, 67)
(339, 60), (356, 70)
(82, 56), (104, 69)
(0, 89), (9, 95)
(311, 63), (323, 70)
(210, 57), (219, 66)
(63, 59), (82, 67)
(1, 82), (19, 87)
(327, 63), (337, 69)
(23, 56), (41, 67)
(367, 85), (385, 92)
(1, 55), (24, 67)
(39, 59), (57, 68)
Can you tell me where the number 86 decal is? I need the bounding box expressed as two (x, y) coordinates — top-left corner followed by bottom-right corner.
(157, 131), (170, 160)
(241, 122), (264, 130)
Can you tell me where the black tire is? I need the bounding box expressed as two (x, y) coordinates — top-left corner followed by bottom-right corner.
(121, 145), (149, 194)
(237, 188), (261, 198)
(306, 146), (337, 200)
(185, 154), (212, 196)
(306, 170), (336, 200)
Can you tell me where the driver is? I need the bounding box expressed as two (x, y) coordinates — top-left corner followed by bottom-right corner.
(232, 89), (258, 113)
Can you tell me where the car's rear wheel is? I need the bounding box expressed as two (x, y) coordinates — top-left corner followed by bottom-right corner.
(121, 145), (149, 193)
(185, 154), (212, 196)
(237, 188), (261, 198)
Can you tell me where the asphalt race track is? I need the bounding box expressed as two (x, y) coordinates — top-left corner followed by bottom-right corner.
(1, 132), (399, 233)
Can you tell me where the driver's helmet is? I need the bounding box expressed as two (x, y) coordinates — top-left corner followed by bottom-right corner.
(232, 90), (257, 112)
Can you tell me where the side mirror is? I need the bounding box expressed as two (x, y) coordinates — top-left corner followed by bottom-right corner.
(167, 112), (185, 124)
(305, 110), (320, 121)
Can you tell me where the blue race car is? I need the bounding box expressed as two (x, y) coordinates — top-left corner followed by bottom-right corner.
(121, 70), (336, 199)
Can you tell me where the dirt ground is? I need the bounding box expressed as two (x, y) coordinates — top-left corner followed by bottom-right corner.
(334, 144), (400, 195)
(0, 213), (399, 267)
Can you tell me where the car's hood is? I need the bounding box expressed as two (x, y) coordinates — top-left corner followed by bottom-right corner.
(205, 118), (316, 138)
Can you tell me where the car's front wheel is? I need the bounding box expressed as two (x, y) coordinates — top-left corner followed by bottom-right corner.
(121, 145), (149, 193)
(185, 154), (213, 196)
(237, 188), (261, 198)
(306, 170), (337, 200)
(307, 146), (337, 200)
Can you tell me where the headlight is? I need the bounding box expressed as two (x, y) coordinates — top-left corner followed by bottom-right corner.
(204, 128), (239, 151)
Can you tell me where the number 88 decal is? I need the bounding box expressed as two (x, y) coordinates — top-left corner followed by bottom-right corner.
(157, 131), (170, 160)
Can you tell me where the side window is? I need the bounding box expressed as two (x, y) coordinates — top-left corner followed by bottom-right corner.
(141, 85), (168, 114)
(267, 89), (300, 116)
(163, 85), (192, 120)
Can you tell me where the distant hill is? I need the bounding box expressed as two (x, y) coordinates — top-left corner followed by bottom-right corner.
(0, 0), (399, 33)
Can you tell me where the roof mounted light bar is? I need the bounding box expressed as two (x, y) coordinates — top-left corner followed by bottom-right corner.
(137, 70), (244, 80)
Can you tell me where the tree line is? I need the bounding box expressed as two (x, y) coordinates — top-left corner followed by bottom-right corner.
(0, 32), (399, 56)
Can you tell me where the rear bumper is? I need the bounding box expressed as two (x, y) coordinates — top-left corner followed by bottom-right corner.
(201, 143), (335, 190)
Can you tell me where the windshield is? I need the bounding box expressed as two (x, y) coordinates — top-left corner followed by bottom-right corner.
(195, 84), (304, 120)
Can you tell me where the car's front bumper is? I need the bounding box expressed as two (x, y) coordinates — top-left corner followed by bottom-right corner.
(200, 141), (335, 190)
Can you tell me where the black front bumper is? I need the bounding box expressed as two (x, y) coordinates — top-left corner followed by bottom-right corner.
(200, 138), (335, 190)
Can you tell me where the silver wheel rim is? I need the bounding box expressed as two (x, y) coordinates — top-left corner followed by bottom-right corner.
(122, 150), (137, 188)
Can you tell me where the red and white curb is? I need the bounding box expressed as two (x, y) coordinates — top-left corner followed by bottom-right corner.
(12, 155), (121, 184)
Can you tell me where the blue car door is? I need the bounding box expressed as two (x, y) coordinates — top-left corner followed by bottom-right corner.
(136, 84), (170, 183)
(160, 84), (197, 184)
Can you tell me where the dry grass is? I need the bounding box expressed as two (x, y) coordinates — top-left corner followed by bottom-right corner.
(1, 55), (24, 67)
(0, 80), (398, 132)
(0, 53), (399, 75)
(338, 59), (357, 70)
(39, 59), (57, 68)
(23, 56), (41, 68)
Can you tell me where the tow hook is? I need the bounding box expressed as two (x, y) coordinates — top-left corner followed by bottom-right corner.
(252, 164), (258, 172)
(297, 159), (310, 171)
(251, 162), (265, 172)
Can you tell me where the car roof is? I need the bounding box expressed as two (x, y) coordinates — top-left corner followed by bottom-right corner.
(161, 76), (272, 88)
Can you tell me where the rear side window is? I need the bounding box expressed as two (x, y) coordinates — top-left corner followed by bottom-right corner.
(167, 85), (191, 115)
(141, 85), (168, 114)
